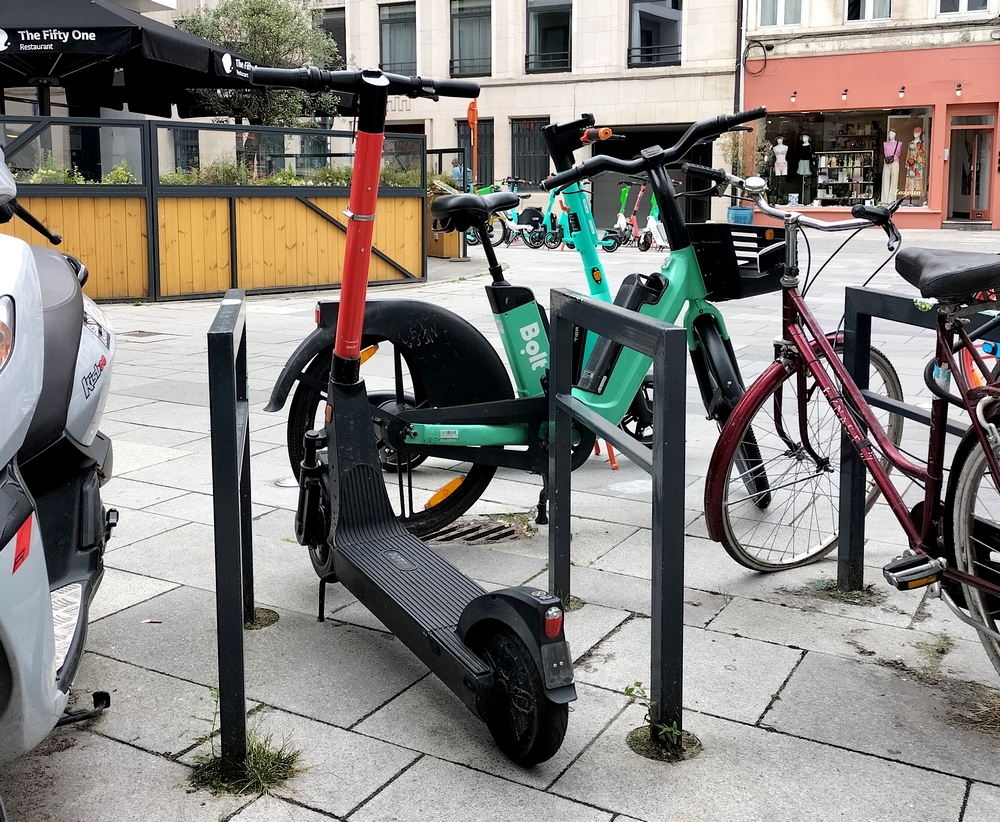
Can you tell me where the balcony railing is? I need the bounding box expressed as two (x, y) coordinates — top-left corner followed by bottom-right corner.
(627, 43), (682, 68)
(450, 56), (492, 77)
(525, 51), (571, 73)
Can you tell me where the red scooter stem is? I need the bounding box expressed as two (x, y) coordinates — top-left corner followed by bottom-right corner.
(335, 129), (384, 369)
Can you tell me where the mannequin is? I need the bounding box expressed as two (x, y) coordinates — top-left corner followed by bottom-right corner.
(904, 127), (926, 201)
(881, 130), (902, 203)
(791, 135), (815, 204)
(770, 136), (789, 202)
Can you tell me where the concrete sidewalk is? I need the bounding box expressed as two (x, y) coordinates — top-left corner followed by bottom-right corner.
(2, 230), (1000, 821)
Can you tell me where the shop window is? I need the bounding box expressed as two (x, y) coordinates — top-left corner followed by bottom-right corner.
(174, 129), (199, 172)
(457, 118), (495, 186)
(526, 0), (571, 73)
(380, 3), (416, 75)
(760, 0), (801, 26)
(846, 0), (890, 20)
(451, 0), (491, 77)
(760, 109), (931, 208)
(317, 8), (346, 67)
(939, 0), (987, 12)
(628, 0), (682, 67)
(510, 117), (550, 188)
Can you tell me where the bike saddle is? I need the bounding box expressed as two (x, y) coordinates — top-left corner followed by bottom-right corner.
(431, 191), (520, 232)
(895, 247), (1000, 301)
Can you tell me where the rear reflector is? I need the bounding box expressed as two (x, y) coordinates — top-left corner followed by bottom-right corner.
(13, 515), (32, 574)
(544, 605), (563, 639)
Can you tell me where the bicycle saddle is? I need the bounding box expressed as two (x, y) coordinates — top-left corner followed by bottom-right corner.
(896, 247), (1000, 301)
(431, 191), (520, 232)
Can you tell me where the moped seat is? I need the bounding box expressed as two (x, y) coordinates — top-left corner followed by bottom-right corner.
(895, 247), (1000, 301)
(431, 191), (520, 232)
(19, 246), (84, 460)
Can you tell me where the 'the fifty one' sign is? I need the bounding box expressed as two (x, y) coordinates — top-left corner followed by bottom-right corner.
(0, 27), (132, 54)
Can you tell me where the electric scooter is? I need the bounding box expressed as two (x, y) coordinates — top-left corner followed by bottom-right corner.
(639, 193), (669, 252)
(253, 65), (575, 767)
(0, 149), (116, 773)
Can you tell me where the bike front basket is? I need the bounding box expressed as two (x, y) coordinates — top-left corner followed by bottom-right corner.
(688, 223), (786, 302)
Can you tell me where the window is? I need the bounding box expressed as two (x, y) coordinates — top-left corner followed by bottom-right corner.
(939, 0), (987, 12)
(628, 0), (682, 67)
(526, 0), (571, 73)
(318, 8), (346, 67)
(511, 117), (550, 188)
(451, 0), (491, 77)
(846, 0), (889, 19)
(458, 118), (494, 185)
(760, 0), (801, 26)
(380, 3), (416, 75)
(174, 129), (199, 171)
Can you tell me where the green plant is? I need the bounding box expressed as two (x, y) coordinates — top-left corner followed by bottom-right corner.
(159, 167), (199, 186)
(624, 681), (682, 747)
(26, 150), (86, 185)
(260, 165), (302, 186)
(188, 688), (301, 796)
(201, 158), (246, 186)
(313, 164), (353, 187)
(101, 159), (138, 185)
(379, 163), (422, 188)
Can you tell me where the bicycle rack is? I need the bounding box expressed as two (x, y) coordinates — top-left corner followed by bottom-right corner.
(207, 289), (256, 774)
(839, 286), (1000, 591)
(549, 288), (688, 732)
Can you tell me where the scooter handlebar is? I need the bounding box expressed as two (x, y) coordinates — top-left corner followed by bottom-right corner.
(251, 66), (479, 99)
(542, 107), (767, 191)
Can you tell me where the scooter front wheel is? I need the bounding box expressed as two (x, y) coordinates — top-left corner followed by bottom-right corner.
(637, 232), (652, 252)
(600, 232), (620, 253)
(524, 229), (546, 249)
(543, 231), (561, 250)
(476, 627), (568, 766)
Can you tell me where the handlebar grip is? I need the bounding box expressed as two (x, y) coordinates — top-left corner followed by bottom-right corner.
(851, 203), (901, 251)
(252, 65), (333, 91)
(423, 77), (480, 98)
(717, 107), (767, 132)
(681, 163), (729, 185)
(12, 201), (61, 245)
(581, 127), (614, 143)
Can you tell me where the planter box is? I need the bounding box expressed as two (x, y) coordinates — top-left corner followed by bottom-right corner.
(726, 205), (755, 225)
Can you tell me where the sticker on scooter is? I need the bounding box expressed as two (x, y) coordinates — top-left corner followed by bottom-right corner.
(519, 322), (547, 372)
(81, 355), (107, 399)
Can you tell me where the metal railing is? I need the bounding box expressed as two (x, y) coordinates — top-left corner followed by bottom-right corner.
(549, 288), (688, 733)
(627, 43), (682, 68)
(525, 51), (571, 73)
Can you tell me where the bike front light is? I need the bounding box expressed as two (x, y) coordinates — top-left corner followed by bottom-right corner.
(83, 302), (112, 349)
(0, 295), (14, 376)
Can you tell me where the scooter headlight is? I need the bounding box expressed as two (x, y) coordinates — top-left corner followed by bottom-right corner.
(0, 295), (14, 376)
(83, 302), (111, 349)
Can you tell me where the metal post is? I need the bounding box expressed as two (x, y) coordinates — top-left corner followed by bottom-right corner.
(208, 289), (253, 773)
(548, 304), (575, 603)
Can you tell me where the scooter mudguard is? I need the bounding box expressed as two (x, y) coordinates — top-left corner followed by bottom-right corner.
(265, 299), (514, 413)
(457, 587), (577, 706)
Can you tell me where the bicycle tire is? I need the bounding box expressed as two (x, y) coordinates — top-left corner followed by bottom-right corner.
(286, 345), (497, 538)
(619, 375), (654, 443)
(486, 218), (507, 247)
(524, 229), (546, 249)
(466, 228), (480, 246)
(543, 231), (562, 250)
(945, 412), (1000, 676)
(473, 627), (568, 766)
(707, 345), (904, 571)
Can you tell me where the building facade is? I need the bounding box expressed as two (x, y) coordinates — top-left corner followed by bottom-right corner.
(743, 0), (1000, 228)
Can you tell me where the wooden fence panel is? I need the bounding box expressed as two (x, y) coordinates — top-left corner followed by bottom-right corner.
(158, 197), (232, 298)
(0, 196), (148, 300)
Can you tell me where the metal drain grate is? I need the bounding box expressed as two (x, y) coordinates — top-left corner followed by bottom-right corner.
(425, 515), (534, 545)
(119, 330), (164, 338)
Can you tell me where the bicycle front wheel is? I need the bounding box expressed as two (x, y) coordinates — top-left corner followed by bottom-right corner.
(946, 418), (1000, 675)
(707, 345), (903, 571)
(486, 217), (507, 247)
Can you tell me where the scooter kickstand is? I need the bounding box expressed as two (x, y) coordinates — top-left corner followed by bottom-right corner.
(536, 476), (549, 525)
(317, 574), (336, 622)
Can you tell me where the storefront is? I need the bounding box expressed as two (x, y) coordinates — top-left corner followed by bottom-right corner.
(743, 44), (1000, 229)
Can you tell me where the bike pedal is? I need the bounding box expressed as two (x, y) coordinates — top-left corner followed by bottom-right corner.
(882, 551), (944, 591)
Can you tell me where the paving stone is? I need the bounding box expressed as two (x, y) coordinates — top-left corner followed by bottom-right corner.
(142, 491), (274, 527)
(104, 400), (210, 434)
(89, 568), (179, 621)
(356, 679), (626, 790)
(565, 602), (632, 662)
(102, 476), (188, 510)
(575, 618), (801, 724)
(763, 652), (1000, 783)
(229, 795), (336, 822)
(0, 732), (249, 822)
(350, 756), (612, 822)
(964, 782), (1000, 822)
(101, 506), (189, 552)
(552, 705), (967, 822)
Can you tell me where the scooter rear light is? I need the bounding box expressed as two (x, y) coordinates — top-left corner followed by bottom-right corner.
(315, 304), (321, 325)
(0, 295), (13, 376)
(544, 605), (563, 639)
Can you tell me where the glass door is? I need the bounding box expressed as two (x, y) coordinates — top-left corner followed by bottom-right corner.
(948, 128), (992, 221)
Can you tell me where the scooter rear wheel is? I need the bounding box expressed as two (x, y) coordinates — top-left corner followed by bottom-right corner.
(637, 232), (652, 252)
(600, 232), (620, 253)
(524, 229), (545, 249)
(476, 627), (568, 766)
(287, 346), (496, 539)
(543, 231), (562, 250)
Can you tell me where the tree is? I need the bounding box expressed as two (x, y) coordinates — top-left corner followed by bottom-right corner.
(179, 0), (341, 126)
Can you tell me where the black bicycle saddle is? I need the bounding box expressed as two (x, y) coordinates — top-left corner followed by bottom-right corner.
(431, 191), (520, 232)
(896, 247), (1000, 300)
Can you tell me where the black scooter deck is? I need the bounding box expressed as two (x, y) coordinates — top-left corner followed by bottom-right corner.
(333, 462), (493, 707)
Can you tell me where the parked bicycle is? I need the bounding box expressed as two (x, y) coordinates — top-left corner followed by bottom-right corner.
(701, 168), (1000, 677)
(269, 108), (800, 539)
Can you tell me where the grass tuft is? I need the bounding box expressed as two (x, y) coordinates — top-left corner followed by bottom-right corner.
(189, 729), (301, 796)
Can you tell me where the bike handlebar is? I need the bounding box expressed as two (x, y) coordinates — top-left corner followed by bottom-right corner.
(251, 66), (480, 100)
(542, 107), (766, 192)
(681, 161), (902, 249)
